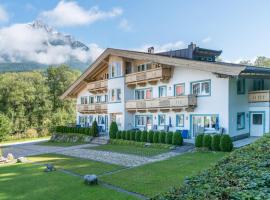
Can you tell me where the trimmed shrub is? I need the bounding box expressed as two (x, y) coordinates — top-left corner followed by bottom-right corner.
(166, 132), (173, 144)
(147, 130), (154, 143)
(121, 131), (126, 140)
(153, 132), (159, 143)
(141, 130), (148, 142)
(135, 130), (142, 142)
(220, 134), (233, 152)
(159, 131), (166, 144)
(172, 132), (183, 146)
(211, 134), (221, 151)
(195, 134), (204, 148)
(125, 130), (131, 140)
(130, 130), (136, 141)
(203, 134), (212, 149)
(116, 131), (122, 139)
(109, 121), (118, 139)
(91, 120), (99, 137)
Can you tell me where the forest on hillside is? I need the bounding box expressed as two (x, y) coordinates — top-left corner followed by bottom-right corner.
(0, 65), (80, 141)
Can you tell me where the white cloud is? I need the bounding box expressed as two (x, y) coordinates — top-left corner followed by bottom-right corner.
(0, 5), (8, 22)
(119, 18), (132, 31)
(136, 41), (185, 53)
(0, 23), (103, 65)
(202, 37), (211, 43)
(40, 0), (122, 27)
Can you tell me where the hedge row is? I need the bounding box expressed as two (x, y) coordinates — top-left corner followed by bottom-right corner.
(153, 134), (270, 200)
(195, 134), (233, 152)
(55, 121), (99, 137)
(110, 129), (183, 146)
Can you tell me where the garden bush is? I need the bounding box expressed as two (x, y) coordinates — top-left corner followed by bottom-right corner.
(153, 132), (159, 143)
(91, 120), (99, 137)
(147, 130), (154, 143)
(141, 130), (148, 142)
(109, 121), (118, 139)
(130, 130), (136, 141)
(172, 132), (183, 146)
(116, 131), (122, 139)
(220, 134), (233, 152)
(153, 134), (270, 200)
(121, 131), (126, 140)
(125, 130), (131, 140)
(135, 130), (142, 142)
(159, 131), (166, 143)
(202, 134), (212, 149)
(166, 132), (173, 144)
(195, 134), (204, 147)
(211, 134), (221, 151)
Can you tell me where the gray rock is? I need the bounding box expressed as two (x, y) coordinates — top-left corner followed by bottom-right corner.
(44, 164), (56, 172)
(144, 143), (151, 147)
(7, 153), (14, 161)
(84, 174), (98, 185)
(17, 157), (28, 163)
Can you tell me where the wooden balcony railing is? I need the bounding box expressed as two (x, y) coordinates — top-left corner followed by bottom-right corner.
(77, 103), (107, 114)
(125, 67), (172, 87)
(248, 90), (270, 103)
(87, 79), (108, 93)
(126, 95), (197, 112)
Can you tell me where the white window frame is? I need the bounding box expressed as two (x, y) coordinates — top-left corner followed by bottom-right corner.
(110, 62), (122, 78)
(191, 80), (211, 96)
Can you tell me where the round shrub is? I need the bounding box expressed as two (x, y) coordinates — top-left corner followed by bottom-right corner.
(220, 134), (233, 152)
(121, 131), (126, 140)
(203, 134), (212, 149)
(166, 132), (173, 144)
(195, 134), (204, 148)
(153, 132), (159, 143)
(125, 130), (131, 140)
(135, 130), (142, 142)
(109, 121), (118, 139)
(116, 131), (122, 139)
(141, 130), (148, 142)
(172, 132), (183, 146)
(211, 134), (221, 151)
(159, 131), (166, 143)
(147, 131), (154, 143)
(130, 130), (136, 141)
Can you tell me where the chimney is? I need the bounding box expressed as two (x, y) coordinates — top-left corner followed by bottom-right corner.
(188, 42), (196, 59)
(148, 47), (154, 54)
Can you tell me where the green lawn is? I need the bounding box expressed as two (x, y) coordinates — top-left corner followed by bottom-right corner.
(29, 154), (124, 176)
(38, 141), (87, 147)
(0, 163), (137, 200)
(101, 152), (227, 197)
(89, 144), (170, 157)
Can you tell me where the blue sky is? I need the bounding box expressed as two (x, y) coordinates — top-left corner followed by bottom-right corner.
(0, 0), (270, 63)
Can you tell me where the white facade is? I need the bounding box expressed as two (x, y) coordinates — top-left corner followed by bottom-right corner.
(75, 55), (269, 140)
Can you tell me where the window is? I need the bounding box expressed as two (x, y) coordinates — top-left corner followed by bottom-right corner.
(158, 114), (166, 126)
(110, 89), (121, 102)
(98, 115), (104, 124)
(253, 79), (264, 91)
(192, 115), (219, 137)
(237, 112), (245, 130)
(79, 116), (87, 127)
(89, 96), (94, 104)
(176, 114), (184, 127)
(137, 63), (151, 72)
(80, 96), (88, 104)
(135, 88), (152, 100)
(110, 62), (122, 78)
(116, 89), (121, 101)
(125, 62), (132, 74)
(111, 89), (115, 101)
(253, 114), (262, 125)
(89, 115), (94, 124)
(237, 79), (245, 94)
(135, 115), (152, 126)
(159, 86), (167, 97)
(104, 95), (108, 102)
(96, 96), (101, 103)
(191, 80), (210, 96)
(175, 84), (185, 96)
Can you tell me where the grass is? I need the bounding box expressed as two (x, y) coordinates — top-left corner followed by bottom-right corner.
(29, 154), (124, 176)
(0, 163), (137, 200)
(88, 144), (170, 157)
(38, 141), (87, 147)
(0, 136), (50, 145)
(101, 152), (228, 197)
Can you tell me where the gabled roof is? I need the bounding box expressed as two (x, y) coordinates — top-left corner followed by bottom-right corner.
(60, 48), (268, 99)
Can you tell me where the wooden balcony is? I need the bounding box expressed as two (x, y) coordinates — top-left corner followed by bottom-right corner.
(125, 67), (172, 87)
(248, 90), (270, 103)
(87, 79), (108, 94)
(126, 95), (197, 112)
(77, 103), (107, 114)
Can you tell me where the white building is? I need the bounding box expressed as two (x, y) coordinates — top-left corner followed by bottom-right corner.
(61, 43), (270, 140)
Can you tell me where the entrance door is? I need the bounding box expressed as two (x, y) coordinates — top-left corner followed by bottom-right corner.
(250, 112), (264, 136)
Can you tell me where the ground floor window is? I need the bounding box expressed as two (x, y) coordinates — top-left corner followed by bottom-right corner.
(176, 114), (184, 127)
(158, 114), (166, 126)
(78, 116), (88, 127)
(192, 115), (219, 137)
(98, 115), (105, 124)
(135, 115), (152, 127)
(237, 112), (245, 130)
(89, 115), (94, 124)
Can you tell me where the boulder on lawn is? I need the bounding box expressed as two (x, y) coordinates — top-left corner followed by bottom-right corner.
(84, 174), (98, 185)
(44, 164), (56, 172)
(144, 143), (151, 148)
(0, 156), (7, 163)
(7, 153), (14, 161)
(17, 157), (28, 163)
